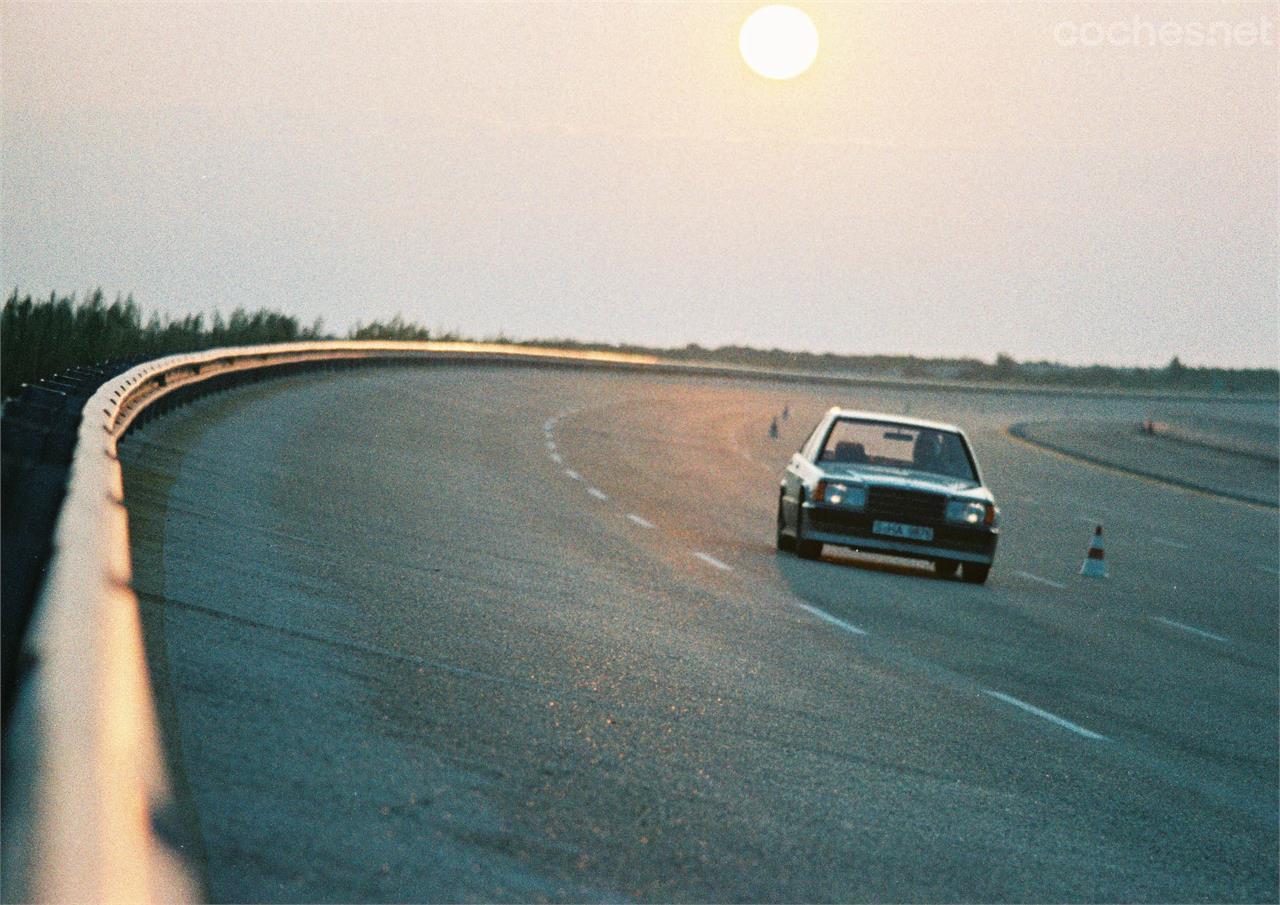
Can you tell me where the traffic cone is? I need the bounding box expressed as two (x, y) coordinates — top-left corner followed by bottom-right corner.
(769, 417), (779, 439)
(1080, 524), (1107, 578)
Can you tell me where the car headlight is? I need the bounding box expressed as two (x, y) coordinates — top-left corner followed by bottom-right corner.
(815, 480), (867, 508)
(946, 500), (995, 526)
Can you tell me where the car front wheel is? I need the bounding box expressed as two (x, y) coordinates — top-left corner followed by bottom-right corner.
(776, 494), (796, 552)
(961, 563), (990, 584)
(794, 498), (823, 560)
(934, 559), (960, 578)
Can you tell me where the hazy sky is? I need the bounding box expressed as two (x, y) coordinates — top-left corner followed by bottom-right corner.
(3, 1), (1276, 367)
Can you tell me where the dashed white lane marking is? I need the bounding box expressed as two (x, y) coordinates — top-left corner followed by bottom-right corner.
(1014, 570), (1067, 590)
(626, 514), (656, 529)
(545, 440), (556, 451)
(1152, 537), (1190, 550)
(564, 469), (581, 481)
(587, 487), (609, 501)
(1256, 564), (1279, 576)
(984, 690), (1107, 741)
(794, 602), (868, 637)
(1153, 616), (1228, 643)
(693, 552), (733, 571)
(543, 419), (555, 432)
(549, 453), (563, 464)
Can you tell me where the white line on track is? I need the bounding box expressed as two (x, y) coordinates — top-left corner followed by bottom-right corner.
(564, 469), (581, 481)
(543, 419), (555, 432)
(1015, 570), (1067, 590)
(984, 690), (1106, 741)
(794, 602), (868, 637)
(587, 487), (609, 501)
(549, 453), (563, 464)
(1151, 537), (1190, 550)
(545, 440), (556, 451)
(626, 514), (655, 528)
(1256, 564), (1280, 576)
(1153, 616), (1228, 643)
(693, 552), (733, 571)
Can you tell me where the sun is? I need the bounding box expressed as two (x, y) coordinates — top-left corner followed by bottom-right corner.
(739, 5), (819, 81)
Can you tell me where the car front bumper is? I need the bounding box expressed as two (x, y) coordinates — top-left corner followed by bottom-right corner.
(804, 504), (998, 564)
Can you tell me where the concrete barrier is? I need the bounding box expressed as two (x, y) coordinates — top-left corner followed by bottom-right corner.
(1144, 418), (1279, 464)
(1008, 420), (1278, 509)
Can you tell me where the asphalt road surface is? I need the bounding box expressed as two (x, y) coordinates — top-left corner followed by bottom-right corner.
(119, 365), (1279, 903)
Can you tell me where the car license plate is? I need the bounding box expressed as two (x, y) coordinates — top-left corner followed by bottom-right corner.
(872, 520), (933, 541)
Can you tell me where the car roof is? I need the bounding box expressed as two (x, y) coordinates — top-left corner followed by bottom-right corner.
(825, 408), (965, 435)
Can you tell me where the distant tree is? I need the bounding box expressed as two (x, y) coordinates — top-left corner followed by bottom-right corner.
(347, 314), (432, 341)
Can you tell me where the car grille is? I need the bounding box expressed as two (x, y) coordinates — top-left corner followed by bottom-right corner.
(865, 486), (947, 521)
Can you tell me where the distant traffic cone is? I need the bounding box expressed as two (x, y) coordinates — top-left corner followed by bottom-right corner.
(1080, 524), (1107, 578)
(769, 417), (780, 439)
(782, 404), (790, 421)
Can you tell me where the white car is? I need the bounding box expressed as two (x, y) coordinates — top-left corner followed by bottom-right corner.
(777, 408), (999, 583)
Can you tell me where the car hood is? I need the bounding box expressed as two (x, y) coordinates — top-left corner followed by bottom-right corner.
(819, 465), (992, 501)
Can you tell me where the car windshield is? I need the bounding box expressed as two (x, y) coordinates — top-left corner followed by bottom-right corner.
(818, 419), (977, 483)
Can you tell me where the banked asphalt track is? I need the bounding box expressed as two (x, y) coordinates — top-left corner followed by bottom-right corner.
(118, 364), (1279, 902)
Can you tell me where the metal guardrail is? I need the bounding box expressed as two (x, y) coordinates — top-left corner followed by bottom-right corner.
(5, 339), (1277, 902)
(2, 358), (146, 726)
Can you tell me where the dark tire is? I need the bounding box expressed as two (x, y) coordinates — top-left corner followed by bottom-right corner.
(776, 495), (796, 552)
(961, 563), (991, 584)
(934, 559), (960, 578)
(794, 499), (823, 560)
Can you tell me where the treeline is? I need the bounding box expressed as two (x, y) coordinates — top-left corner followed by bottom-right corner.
(520, 341), (1279, 395)
(1, 289), (327, 398)
(3, 289), (1275, 398)
(0, 290), (472, 399)
(349, 315), (459, 342)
